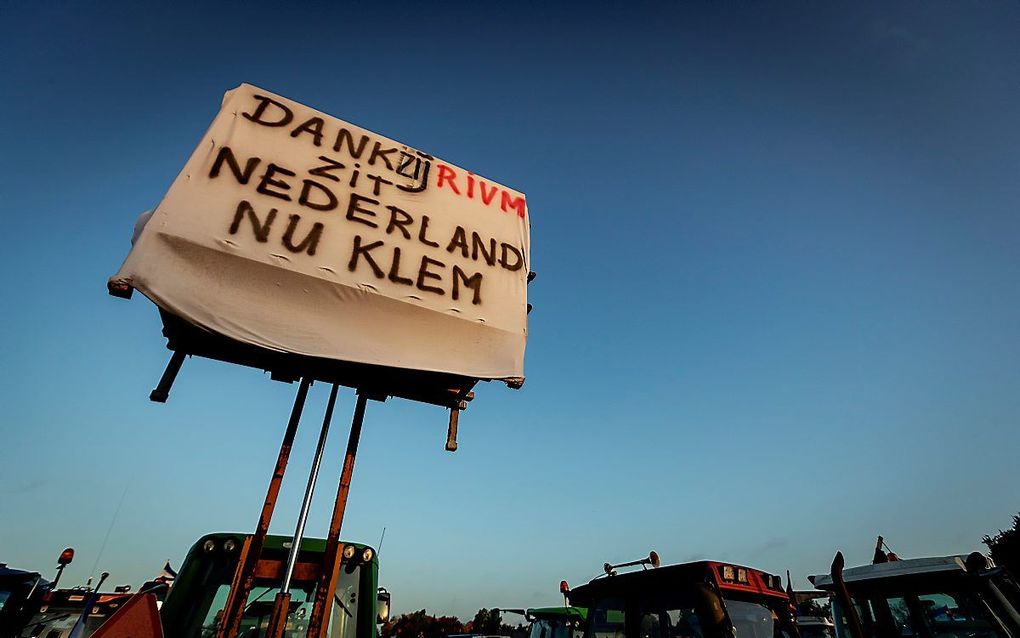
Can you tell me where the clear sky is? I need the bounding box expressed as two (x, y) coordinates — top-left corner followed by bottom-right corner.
(2, 0), (1019, 621)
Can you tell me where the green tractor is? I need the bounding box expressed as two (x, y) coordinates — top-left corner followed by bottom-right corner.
(522, 607), (587, 638)
(15, 533), (390, 638)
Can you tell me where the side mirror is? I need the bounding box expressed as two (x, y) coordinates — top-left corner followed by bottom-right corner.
(377, 588), (391, 624)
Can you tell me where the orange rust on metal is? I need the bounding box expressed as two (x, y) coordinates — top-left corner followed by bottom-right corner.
(445, 408), (459, 452)
(216, 535), (252, 638)
(91, 592), (163, 638)
(254, 559), (321, 582)
(266, 592), (292, 638)
(306, 392), (369, 638)
(217, 377), (311, 638)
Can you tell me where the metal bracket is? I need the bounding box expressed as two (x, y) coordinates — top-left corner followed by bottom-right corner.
(150, 351), (186, 403)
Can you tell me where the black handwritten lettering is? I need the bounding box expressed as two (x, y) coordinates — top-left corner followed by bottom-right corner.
(446, 226), (469, 257)
(397, 155), (430, 193)
(308, 156), (345, 182)
(387, 247), (414, 285)
(367, 173), (393, 196)
(416, 256), (445, 295)
(242, 95), (294, 127)
(452, 266), (483, 305)
(368, 141), (396, 170)
(209, 146), (261, 184)
(471, 232), (496, 266)
(256, 164), (295, 201)
(333, 128), (369, 158)
(229, 200), (276, 241)
(282, 214), (324, 255)
(299, 180), (338, 211)
(345, 193), (379, 228)
(290, 117), (325, 146)
(396, 152), (420, 179)
(348, 236), (385, 278)
(418, 215), (440, 247)
(499, 243), (524, 271)
(385, 206), (414, 240)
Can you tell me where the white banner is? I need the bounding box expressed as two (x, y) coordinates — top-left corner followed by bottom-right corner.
(111, 84), (529, 381)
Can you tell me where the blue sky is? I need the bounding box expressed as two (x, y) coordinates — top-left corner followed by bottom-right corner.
(2, 0), (1019, 620)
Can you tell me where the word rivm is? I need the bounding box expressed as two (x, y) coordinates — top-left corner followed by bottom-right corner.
(434, 163), (527, 219)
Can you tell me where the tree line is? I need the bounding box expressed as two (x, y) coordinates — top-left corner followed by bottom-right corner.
(380, 608), (527, 638)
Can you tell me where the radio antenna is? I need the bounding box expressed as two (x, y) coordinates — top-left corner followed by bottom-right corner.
(88, 483), (129, 584)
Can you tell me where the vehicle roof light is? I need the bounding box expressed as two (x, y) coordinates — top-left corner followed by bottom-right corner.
(721, 565), (736, 581)
(342, 545), (357, 560)
(362, 547), (375, 562)
(737, 568), (749, 584)
(58, 548), (75, 566)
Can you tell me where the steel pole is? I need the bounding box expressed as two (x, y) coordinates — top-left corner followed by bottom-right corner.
(217, 377), (311, 638)
(306, 393), (369, 638)
(265, 384), (341, 638)
(283, 383), (340, 593)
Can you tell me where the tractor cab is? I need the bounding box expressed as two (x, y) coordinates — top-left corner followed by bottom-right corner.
(795, 616), (834, 638)
(12, 533), (388, 638)
(566, 554), (798, 638)
(500, 606), (588, 638)
(0, 565), (47, 637)
(525, 607), (588, 638)
(810, 553), (1020, 638)
(17, 589), (134, 638)
(159, 533), (385, 638)
(791, 591), (834, 638)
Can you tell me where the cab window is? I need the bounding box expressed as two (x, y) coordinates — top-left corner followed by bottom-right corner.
(589, 598), (627, 638)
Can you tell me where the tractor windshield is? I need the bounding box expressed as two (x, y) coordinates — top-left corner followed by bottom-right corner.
(530, 618), (582, 638)
(723, 600), (778, 638)
(585, 588), (724, 638)
(585, 588), (796, 638)
(830, 574), (1020, 638)
(162, 538), (372, 638)
(195, 571), (362, 638)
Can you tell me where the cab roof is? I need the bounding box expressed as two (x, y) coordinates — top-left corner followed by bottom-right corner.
(809, 556), (971, 589)
(529, 606), (588, 621)
(568, 560), (788, 605)
(191, 532), (374, 554)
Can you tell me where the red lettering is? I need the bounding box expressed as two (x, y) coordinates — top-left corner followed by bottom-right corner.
(500, 191), (527, 218)
(436, 164), (461, 194)
(478, 181), (499, 206)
